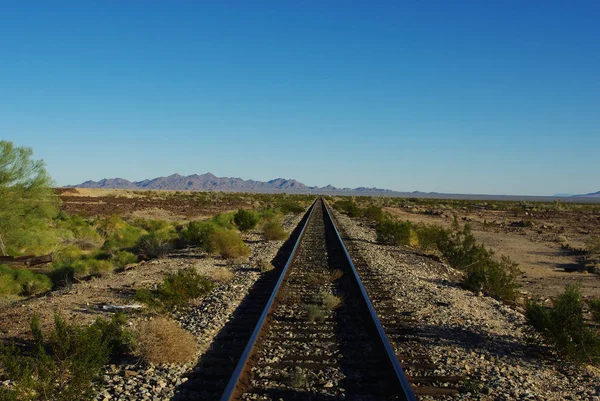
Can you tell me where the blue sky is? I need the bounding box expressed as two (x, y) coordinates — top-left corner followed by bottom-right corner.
(1, 1), (598, 195)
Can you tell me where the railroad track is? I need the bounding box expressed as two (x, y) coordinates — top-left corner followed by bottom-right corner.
(176, 198), (461, 401)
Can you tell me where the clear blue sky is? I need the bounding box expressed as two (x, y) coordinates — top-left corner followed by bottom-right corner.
(1, 1), (598, 195)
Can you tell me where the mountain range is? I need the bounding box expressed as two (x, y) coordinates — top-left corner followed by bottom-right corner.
(70, 173), (393, 194)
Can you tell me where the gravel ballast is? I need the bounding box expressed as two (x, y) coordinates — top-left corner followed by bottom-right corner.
(95, 213), (304, 401)
(330, 209), (600, 401)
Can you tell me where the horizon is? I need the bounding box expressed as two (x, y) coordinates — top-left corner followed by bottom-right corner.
(68, 171), (599, 198)
(2, 2), (599, 196)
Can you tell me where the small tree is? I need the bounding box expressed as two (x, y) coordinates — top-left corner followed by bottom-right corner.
(0, 141), (59, 254)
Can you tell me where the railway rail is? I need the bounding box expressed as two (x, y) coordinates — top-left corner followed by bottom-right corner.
(177, 198), (461, 401)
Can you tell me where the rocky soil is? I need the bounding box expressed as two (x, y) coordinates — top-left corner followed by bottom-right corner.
(93, 213), (304, 401)
(331, 209), (600, 401)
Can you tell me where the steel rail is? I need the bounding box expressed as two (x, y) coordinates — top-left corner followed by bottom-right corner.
(219, 199), (318, 401)
(322, 198), (417, 401)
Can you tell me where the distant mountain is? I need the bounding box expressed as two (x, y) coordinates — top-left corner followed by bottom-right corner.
(69, 173), (394, 194)
(573, 191), (600, 198)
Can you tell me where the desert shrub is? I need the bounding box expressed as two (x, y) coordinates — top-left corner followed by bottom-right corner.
(52, 245), (85, 263)
(95, 215), (128, 238)
(112, 251), (138, 269)
(135, 230), (175, 258)
(103, 225), (147, 252)
(462, 256), (520, 301)
(376, 220), (418, 246)
(415, 224), (450, 253)
(277, 201), (304, 215)
(234, 209), (260, 231)
(588, 299), (600, 324)
(212, 230), (250, 259)
(182, 221), (217, 253)
(132, 218), (173, 233)
(262, 220), (287, 241)
(334, 200), (362, 217)
(135, 267), (214, 309)
(0, 313), (131, 401)
(255, 258), (274, 273)
(58, 215), (103, 250)
(71, 258), (114, 279)
(134, 317), (197, 365)
(526, 284), (600, 365)
(305, 304), (326, 322)
(320, 292), (342, 310)
(0, 265), (52, 296)
(362, 206), (384, 222)
(587, 237), (600, 255)
(211, 212), (235, 229)
(259, 208), (278, 221)
(209, 267), (234, 283)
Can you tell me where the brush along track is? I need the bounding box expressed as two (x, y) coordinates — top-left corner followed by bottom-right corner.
(220, 199), (416, 401)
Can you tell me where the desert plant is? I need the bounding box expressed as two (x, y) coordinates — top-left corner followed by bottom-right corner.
(262, 220), (287, 241)
(209, 267), (234, 283)
(183, 221), (218, 253)
(234, 209), (260, 231)
(320, 292), (342, 310)
(376, 220), (418, 247)
(289, 367), (307, 388)
(0, 265), (52, 296)
(255, 258), (274, 273)
(135, 267), (214, 309)
(112, 251), (138, 269)
(362, 206), (385, 222)
(135, 230), (175, 258)
(305, 304), (326, 322)
(0, 313), (131, 401)
(588, 298), (600, 324)
(134, 317), (197, 365)
(212, 230), (250, 259)
(526, 284), (600, 365)
(103, 225), (147, 252)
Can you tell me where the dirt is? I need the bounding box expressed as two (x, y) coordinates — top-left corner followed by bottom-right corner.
(384, 206), (600, 299)
(56, 188), (251, 221)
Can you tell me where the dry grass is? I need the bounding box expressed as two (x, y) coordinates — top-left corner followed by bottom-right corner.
(209, 267), (234, 283)
(321, 292), (342, 310)
(255, 258), (274, 273)
(134, 317), (197, 365)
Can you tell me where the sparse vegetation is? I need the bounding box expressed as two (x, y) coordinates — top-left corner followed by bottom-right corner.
(262, 220), (287, 241)
(305, 304), (326, 322)
(320, 292), (342, 310)
(135, 267), (214, 309)
(209, 267), (234, 283)
(234, 209), (260, 231)
(0, 313), (132, 401)
(212, 229), (250, 259)
(0, 265), (52, 296)
(255, 258), (274, 273)
(134, 317), (197, 365)
(526, 284), (600, 365)
(289, 367), (307, 388)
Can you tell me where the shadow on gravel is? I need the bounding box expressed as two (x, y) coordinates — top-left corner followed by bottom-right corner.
(170, 208), (312, 401)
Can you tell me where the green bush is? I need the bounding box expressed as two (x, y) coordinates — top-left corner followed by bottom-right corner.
(0, 265), (52, 296)
(362, 206), (384, 222)
(112, 251), (138, 268)
(135, 230), (175, 258)
(588, 298), (600, 323)
(211, 213), (235, 229)
(277, 201), (304, 215)
(212, 230), (251, 259)
(262, 220), (287, 241)
(132, 218), (173, 233)
(526, 284), (600, 365)
(234, 209), (260, 231)
(70, 258), (114, 279)
(376, 220), (417, 246)
(183, 221), (218, 253)
(259, 208), (278, 221)
(334, 200), (362, 218)
(102, 225), (147, 252)
(415, 224), (450, 253)
(0, 313), (132, 401)
(135, 267), (214, 309)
